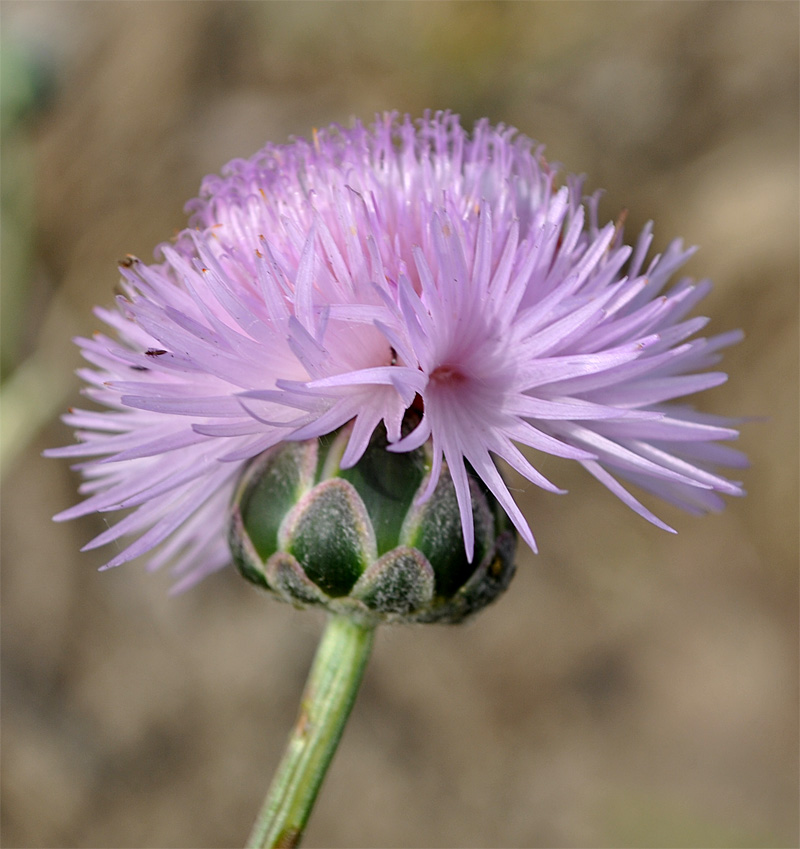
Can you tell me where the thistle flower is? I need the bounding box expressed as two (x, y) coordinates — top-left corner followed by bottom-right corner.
(48, 111), (745, 591)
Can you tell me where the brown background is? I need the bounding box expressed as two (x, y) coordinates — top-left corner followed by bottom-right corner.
(1, 2), (797, 847)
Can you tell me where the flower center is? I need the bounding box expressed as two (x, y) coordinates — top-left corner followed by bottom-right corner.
(429, 364), (467, 385)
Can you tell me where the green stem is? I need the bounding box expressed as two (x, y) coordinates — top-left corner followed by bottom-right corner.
(247, 614), (375, 849)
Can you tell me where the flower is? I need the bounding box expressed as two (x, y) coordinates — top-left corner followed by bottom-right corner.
(48, 111), (745, 591)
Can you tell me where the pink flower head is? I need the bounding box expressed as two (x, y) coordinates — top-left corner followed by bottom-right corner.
(48, 112), (745, 590)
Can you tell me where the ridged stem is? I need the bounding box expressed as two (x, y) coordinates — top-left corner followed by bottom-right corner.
(246, 614), (375, 849)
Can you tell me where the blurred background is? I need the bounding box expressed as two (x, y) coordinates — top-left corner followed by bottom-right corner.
(1, 2), (797, 847)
